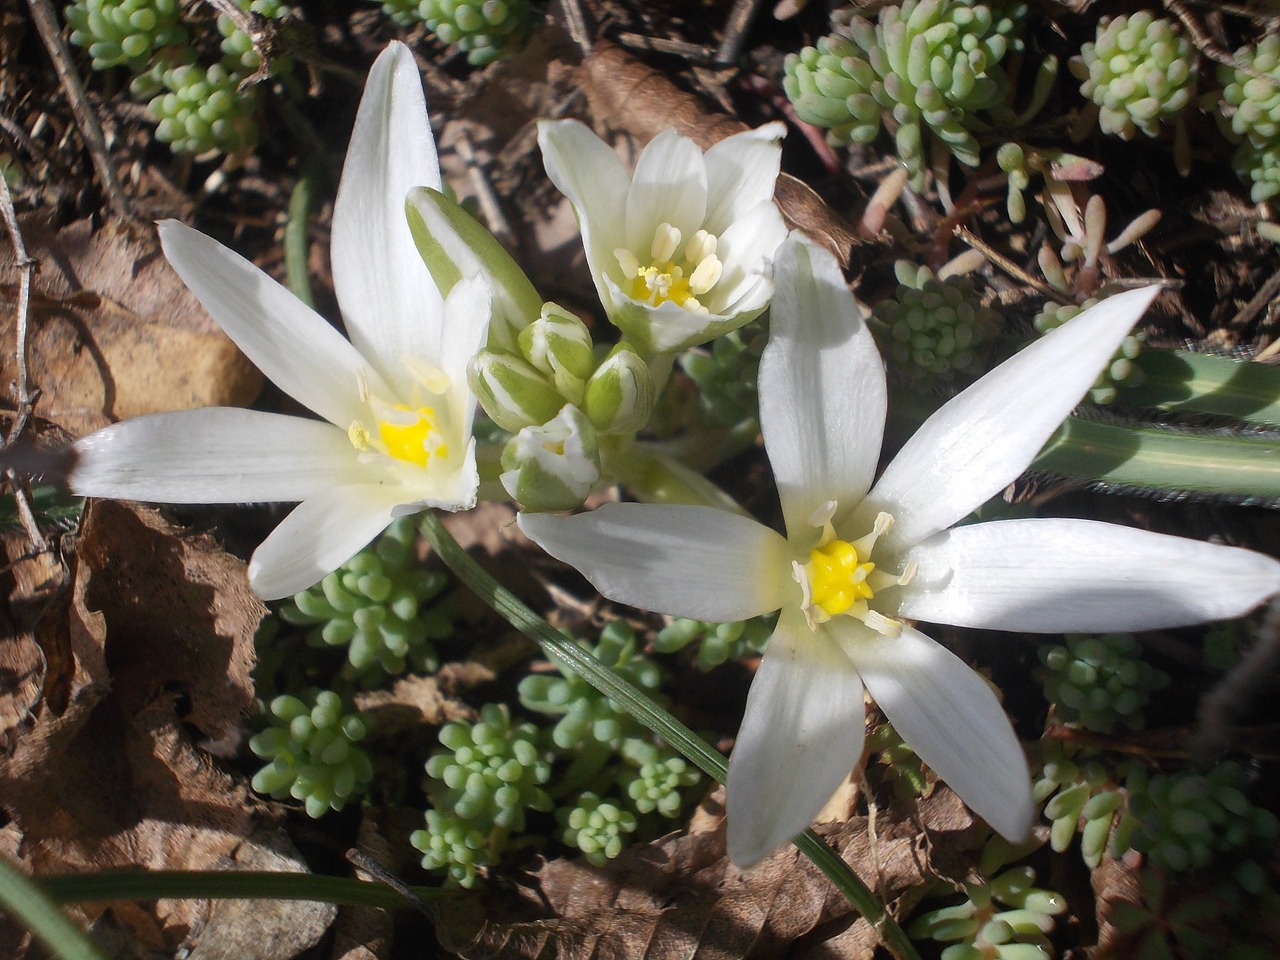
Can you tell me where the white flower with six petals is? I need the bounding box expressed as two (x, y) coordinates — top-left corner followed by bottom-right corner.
(520, 233), (1280, 867)
(68, 43), (490, 600)
(537, 118), (789, 354)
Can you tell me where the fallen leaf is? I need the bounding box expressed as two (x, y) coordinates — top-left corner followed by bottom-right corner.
(0, 215), (263, 435)
(0, 501), (331, 955)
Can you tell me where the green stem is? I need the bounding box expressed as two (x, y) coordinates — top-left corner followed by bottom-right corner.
(0, 856), (109, 960)
(36, 870), (453, 910)
(1121, 349), (1280, 427)
(417, 512), (920, 960)
(285, 163), (319, 309)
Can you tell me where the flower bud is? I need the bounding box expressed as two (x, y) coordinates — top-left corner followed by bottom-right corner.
(583, 342), (654, 434)
(518, 303), (595, 404)
(468, 350), (564, 433)
(500, 405), (600, 511)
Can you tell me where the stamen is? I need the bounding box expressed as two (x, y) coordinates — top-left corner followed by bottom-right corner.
(851, 511), (893, 558)
(686, 229), (717, 263)
(689, 255), (723, 296)
(863, 610), (903, 638)
(651, 223), (681, 263)
(615, 248), (641, 278)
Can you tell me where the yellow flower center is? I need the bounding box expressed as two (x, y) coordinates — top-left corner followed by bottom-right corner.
(350, 404), (447, 468)
(614, 223), (723, 313)
(808, 539), (876, 617)
(796, 509), (916, 637)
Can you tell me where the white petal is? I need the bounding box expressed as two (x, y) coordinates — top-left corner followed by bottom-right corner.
(158, 220), (379, 427)
(864, 286), (1162, 550)
(710, 199), (789, 311)
(604, 282), (763, 354)
(761, 234), (886, 539)
(248, 483), (410, 599)
(726, 606), (865, 867)
(331, 41), (445, 395)
(537, 119), (629, 304)
(436, 275), (490, 445)
(702, 122), (786, 236)
(846, 622), (1034, 842)
(69, 409), (368, 503)
(896, 518), (1280, 632)
(624, 129), (707, 255)
(518, 503), (792, 622)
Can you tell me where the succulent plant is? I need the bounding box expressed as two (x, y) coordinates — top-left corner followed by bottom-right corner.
(144, 60), (260, 157)
(250, 690), (374, 818)
(558, 792), (638, 866)
(1126, 761), (1278, 873)
(867, 720), (931, 801)
(415, 0), (536, 67)
(1033, 739), (1132, 867)
(278, 517), (455, 686)
(217, 0), (295, 76)
(65, 0), (188, 69)
(410, 809), (490, 887)
(783, 0), (1025, 185)
(871, 260), (1001, 382)
(1070, 12), (1197, 140)
(652, 614), (773, 671)
(424, 703), (553, 835)
(1037, 632), (1168, 732)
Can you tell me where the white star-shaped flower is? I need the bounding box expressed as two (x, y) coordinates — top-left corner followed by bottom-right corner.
(538, 119), (788, 354)
(68, 43), (490, 599)
(520, 233), (1280, 866)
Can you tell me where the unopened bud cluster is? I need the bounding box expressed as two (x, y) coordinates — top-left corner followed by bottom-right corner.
(1069, 13), (1196, 140)
(783, 0), (1024, 184)
(472, 302), (655, 510)
(278, 517), (455, 686)
(250, 690), (374, 818)
(872, 261), (1000, 382)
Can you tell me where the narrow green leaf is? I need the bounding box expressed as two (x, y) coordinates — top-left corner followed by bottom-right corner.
(0, 856), (108, 960)
(1121, 350), (1280, 427)
(1032, 414), (1280, 504)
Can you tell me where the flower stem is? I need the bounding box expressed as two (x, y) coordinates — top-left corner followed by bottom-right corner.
(417, 511), (921, 960)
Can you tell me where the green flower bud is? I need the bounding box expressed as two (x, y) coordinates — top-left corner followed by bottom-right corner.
(583, 342), (654, 434)
(500, 405), (601, 511)
(517, 303), (595, 404)
(468, 350), (563, 432)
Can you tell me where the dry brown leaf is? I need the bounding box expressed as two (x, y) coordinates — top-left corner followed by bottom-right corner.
(0, 501), (330, 955)
(433, 786), (986, 959)
(578, 43), (865, 268)
(0, 215), (262, 435)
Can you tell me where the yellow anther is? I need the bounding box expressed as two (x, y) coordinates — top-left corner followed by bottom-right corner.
(348, 421), (373, 451)
(376, 404), (446, 468)
(651, 223), (681, 263)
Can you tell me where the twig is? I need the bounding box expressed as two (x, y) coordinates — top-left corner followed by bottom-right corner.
(456, 130), (515, 247)
(955, 226), (1063, 300)
(25, 0), (132, 219)
(0, 170), (51, 557)
(1228, 262), (1280, 331)
(557, 0), (594, 56)
(715, 0), (765, 66)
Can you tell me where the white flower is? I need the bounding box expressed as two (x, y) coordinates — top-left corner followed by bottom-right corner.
(520, 234), (1280, 867)
(67, 43), (490, 600)
(537, 119), (788, 354)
